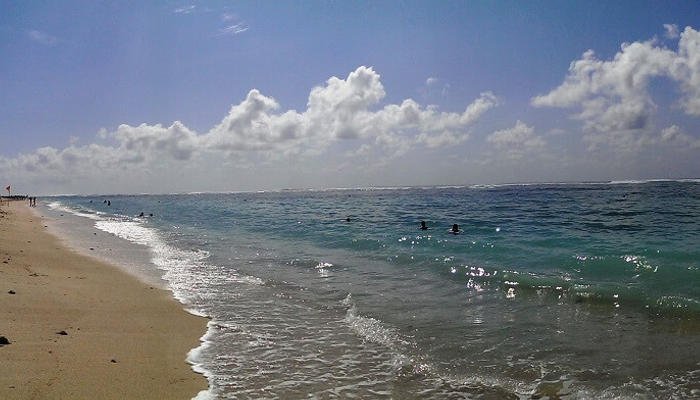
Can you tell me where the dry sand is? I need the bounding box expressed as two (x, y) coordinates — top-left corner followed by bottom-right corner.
(0, 201), (207, 399)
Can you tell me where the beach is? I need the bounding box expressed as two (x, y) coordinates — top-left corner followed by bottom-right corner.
(5, 183), (697, 398)
(0, 201), (207, 399)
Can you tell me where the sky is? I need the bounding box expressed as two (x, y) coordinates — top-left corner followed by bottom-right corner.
(1, 0), (700, 195)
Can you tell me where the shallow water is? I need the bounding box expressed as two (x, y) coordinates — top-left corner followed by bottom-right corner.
(42, 181), (700, 399)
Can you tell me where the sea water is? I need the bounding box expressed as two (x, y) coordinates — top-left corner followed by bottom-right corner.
(40, 181), (700, 399)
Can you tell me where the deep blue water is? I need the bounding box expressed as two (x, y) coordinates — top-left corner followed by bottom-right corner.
(44, 181), (700, 399)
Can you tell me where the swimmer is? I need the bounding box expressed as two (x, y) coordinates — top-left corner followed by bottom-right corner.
(420, 221), (429, 230)
(450, 224), (460, 234)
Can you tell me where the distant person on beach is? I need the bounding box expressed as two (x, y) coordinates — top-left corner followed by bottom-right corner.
(451, 224), (460, 234)
(107, 200), (111, 206)
(420, 221), (429, 230)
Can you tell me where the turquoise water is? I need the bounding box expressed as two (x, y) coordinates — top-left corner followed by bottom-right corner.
(44, 181), (700, 399)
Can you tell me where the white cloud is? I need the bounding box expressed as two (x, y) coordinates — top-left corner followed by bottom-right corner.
(204, 89), (291, 151)
(661, 124), (682, 142)
(113, 121), (199, 161)
(422, 76), (450, 99)
(218, 23), (249, 36)
(1, 66), (498, 191)
(487, 121), (546, 158)
(669, 27), (700, 116)
(532, 26), (700, 142)
(174, 5), (196, 14)
(221, 13), (236, 22)
(28, 30), (57, 45)
(1, 122), (199, 183)
(532, 42), (674, 133)
(664, 24), (679, 39)
(660, 125), (700, 148)
(206, 67), (497, 157)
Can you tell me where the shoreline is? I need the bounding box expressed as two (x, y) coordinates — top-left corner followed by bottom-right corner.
(0, 201), (208, 399)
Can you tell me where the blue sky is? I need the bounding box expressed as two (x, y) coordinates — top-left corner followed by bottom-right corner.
(1, 1), (700, 194)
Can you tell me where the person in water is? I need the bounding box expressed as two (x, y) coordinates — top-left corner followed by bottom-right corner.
(451, 224), (460, 234)
(420, 221), (429, 230)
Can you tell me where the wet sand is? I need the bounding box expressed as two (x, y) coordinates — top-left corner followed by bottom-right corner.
(0, 202), (207, 399)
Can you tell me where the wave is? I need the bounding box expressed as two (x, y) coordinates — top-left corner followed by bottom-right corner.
(46, 201), (105, 220)
(342, 293), (409, 349)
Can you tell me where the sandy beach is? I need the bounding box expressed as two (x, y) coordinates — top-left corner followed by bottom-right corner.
(0, 201), (207, 399)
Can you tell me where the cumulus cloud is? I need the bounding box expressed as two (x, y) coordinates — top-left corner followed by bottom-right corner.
(531, 43), (673, 132)
(113, 121), (199, 161)
(1, 66), (498, 188)
(669, 27), (700, 116)
(204, 89), (291, 151)
(487, 121), (546, 158)
(532, 26), (700, 140)
(205, 67), (497, 156)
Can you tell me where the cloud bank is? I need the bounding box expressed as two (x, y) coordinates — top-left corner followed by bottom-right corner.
(4, 26), (700, 194)
(1, 67), (498, 192)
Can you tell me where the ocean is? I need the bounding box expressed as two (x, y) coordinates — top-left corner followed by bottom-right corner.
(40, 180), (699, 399)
